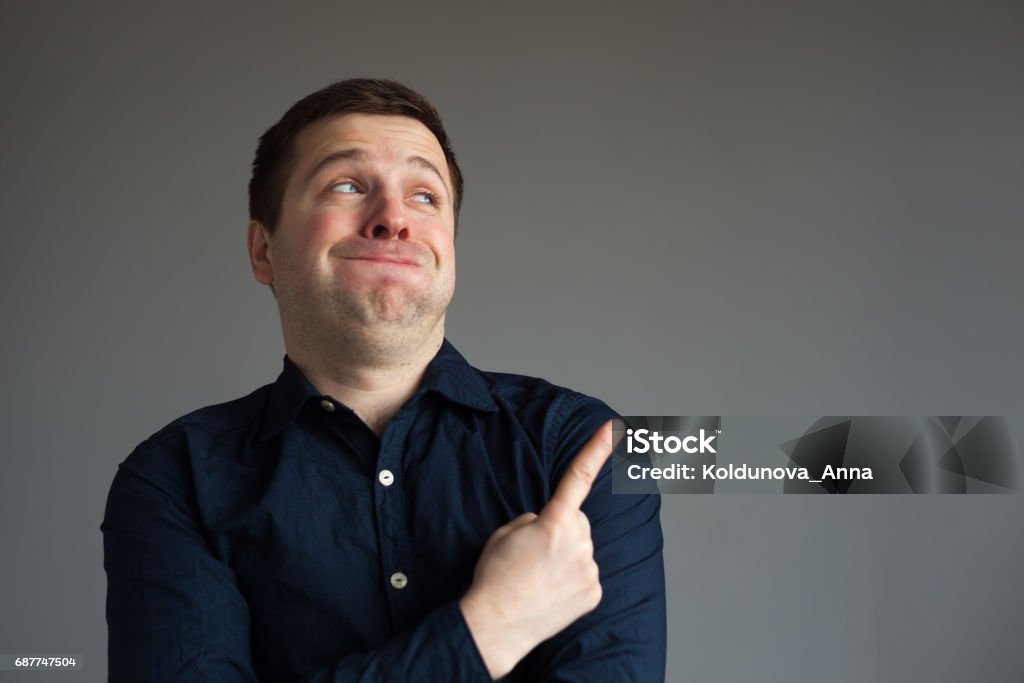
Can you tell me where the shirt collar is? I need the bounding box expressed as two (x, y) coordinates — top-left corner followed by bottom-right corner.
(422, 339), (499, 414)
(259, 355), (320, 441)
(259, 338), (497, 441)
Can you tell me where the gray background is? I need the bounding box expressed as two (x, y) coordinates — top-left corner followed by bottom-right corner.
(2, 0), (1022, 681)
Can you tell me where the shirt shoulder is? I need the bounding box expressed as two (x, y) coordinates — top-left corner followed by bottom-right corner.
(115, 383), (275, 493)
(469, 367), (618, 457)
(426, 339), (617, 434)
(478, 366), (612, 410)
(166, 382), (274, 439)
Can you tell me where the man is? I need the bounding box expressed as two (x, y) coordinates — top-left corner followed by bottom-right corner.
(102, 78), (666, 681)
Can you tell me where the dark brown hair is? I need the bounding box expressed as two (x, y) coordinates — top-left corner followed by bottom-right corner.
(248, 78), (463, 233)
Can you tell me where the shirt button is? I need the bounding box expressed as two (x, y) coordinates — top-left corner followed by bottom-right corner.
(319, 399), (335, 413)
(390, 572), (408, 589)
(378, 470), (394, 487)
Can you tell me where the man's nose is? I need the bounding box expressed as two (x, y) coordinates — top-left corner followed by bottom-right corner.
(361, 191), (410, 240)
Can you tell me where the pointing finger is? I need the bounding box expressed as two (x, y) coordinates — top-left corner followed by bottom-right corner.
(542, 420), (615, 521)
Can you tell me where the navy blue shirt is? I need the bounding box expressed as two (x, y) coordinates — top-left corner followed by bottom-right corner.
(102, 340), (666, 681)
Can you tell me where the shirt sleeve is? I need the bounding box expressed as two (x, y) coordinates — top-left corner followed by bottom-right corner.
(102, 434), (492, 683)
(511, 396), (668, 682)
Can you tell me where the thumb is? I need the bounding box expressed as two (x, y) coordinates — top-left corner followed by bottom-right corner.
(489, 512), (539, 542)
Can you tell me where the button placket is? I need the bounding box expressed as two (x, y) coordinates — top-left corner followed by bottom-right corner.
(375, 411), (418, 625)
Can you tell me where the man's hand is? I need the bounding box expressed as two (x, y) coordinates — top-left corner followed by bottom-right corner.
(459, 420), (616, 679)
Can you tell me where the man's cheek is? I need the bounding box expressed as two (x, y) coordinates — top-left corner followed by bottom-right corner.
(308, 210), (356, 240)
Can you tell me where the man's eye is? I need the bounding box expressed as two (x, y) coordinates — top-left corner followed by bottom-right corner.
(411, 191), (437, 205)
(330, 181), (360, 194)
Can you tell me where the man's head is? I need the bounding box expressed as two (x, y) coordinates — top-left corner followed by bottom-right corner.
(246, 79), (462, 364)
(249, 78), (463, 234)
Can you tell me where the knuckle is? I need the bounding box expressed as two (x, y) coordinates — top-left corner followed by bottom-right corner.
(570, 464), (595, 488)
(573, 533), (591, 555)
(576, 550), (596, 577)
(576, 510), (591, 533)
(588, 582), (603, 608)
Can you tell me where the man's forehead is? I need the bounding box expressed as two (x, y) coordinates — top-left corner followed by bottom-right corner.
(295, 113), (447, 168)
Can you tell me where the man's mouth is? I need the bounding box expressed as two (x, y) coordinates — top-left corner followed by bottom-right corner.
(347, 255), (421, 266)
(331, 242), (430, 267)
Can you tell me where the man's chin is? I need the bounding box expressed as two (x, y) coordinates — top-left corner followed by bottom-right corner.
(334, 291), (446, 328)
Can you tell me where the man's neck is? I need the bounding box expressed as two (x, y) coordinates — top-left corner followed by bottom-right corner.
(286, 325), (444, 438)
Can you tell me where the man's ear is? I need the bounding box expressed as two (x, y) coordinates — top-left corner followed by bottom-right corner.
(247, 220), (274, 286)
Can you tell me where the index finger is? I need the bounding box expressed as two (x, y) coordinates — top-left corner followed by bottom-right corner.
(545, 420), (616, 516)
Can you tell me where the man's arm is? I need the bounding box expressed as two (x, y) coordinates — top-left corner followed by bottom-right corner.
(459, 406), (667, 681)
(102, 437), (492, 683)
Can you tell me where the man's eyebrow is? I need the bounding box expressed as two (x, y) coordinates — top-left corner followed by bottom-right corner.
(304, 148), (367, 186)
(407, 155), (450, 196)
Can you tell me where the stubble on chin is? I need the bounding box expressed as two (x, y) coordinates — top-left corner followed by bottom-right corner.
(336, 285), (432, 327)
(319, 278), (451, 350)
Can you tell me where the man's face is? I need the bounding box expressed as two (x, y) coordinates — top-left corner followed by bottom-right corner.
(249, 113), (457, 340)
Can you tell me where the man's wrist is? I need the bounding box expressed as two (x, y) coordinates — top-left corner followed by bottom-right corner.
(459, 592), (536, 680)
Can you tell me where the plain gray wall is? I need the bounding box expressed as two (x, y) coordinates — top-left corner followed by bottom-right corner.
(2, 1), (1022, 681)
